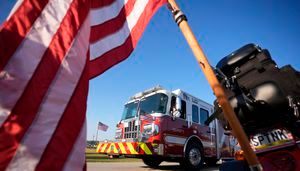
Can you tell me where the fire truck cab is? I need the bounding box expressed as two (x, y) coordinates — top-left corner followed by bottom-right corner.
(97, 86), (235, 170)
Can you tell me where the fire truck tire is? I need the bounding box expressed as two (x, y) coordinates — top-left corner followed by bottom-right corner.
(180, 141), (204, 170)
(142, 157), (162, 168)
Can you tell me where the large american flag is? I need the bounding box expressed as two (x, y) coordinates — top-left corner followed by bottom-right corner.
(0, 0), (166, 170)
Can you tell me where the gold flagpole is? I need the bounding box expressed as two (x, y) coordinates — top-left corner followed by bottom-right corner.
(167, 0), (262, 170)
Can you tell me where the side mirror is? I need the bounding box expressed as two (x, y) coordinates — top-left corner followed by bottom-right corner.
(176, 97), (182, 111)
(172, 111), (181, 120)
(172, 97), (182, 120)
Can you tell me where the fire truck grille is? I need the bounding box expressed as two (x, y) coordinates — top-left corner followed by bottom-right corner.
(124, 120), (138, 139)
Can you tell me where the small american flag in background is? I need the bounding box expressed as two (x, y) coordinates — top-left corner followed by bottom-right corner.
(98, 121), (108, 132)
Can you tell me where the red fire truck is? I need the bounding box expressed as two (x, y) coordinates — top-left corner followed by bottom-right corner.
(97, 86), (236, 170)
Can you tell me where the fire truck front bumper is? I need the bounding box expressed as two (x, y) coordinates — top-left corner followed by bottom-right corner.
(96, 142), (164, 156)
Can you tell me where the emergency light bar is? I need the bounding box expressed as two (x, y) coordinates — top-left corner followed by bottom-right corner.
(130, 85), (164, 100)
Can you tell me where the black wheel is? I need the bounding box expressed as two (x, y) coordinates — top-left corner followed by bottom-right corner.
(205, 157), (218, 166)
(180, 141), (204, 170)
(142, 157), (162, 168)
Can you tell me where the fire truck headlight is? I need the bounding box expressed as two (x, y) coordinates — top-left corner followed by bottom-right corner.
(143, 123), (159, 135)
(115, 128), (122, 139)
(143, 124), (152, 135)
(152, 124), (159, 135)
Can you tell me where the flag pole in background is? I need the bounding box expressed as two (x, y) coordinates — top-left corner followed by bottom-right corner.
(96, 123), (99, 142)
(96, 121), (108, 142)
(166, 0), (263, 170)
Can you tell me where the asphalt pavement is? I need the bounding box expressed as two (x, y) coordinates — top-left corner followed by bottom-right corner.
(87, 162), (219, 171)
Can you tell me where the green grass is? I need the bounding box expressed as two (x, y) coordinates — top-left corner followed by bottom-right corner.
(85, 148), (140, 162)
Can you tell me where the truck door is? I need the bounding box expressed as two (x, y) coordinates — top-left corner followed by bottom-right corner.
(188, 104), (216, 158)
(164, 96), (188, 157)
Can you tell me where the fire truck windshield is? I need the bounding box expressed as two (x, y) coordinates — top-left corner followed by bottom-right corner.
(122, 101), (138, 120)
(121, 93), (168, 120)
(139, 93), (168, 116)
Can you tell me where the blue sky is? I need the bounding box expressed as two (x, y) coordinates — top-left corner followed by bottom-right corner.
(1, 0), (300, 141)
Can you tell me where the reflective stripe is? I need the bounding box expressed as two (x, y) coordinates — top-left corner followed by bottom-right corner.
(96, 143), (102, 152)
(106, 144), (112, 153)
(118, 143), (127, 154)
(100, 144), (108, 153)
(139, 143), (152, 155)
(97, 142), (156, 155)
(165, 135), (186, 145)
(112, 144), (118, 153)
(127, 142), (138, 154)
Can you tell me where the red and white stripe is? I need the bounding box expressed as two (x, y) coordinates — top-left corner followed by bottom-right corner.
(0, 0), (166, 170)
(0, 0), (89, 170)
(5, 11), (90, 171)
(89, 0), (167, 78)
(62, 121), (86, 171)
(0, 0), (57, 127)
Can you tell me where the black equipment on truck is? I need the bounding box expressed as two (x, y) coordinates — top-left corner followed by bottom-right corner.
(206, 43), (300, 137)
